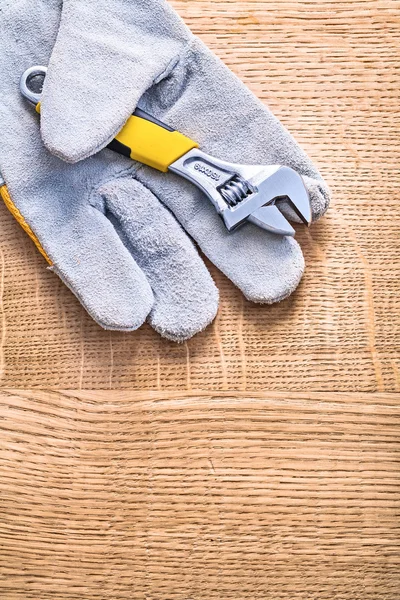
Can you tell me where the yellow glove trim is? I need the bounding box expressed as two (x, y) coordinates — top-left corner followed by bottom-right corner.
(115, 115), (198, 172)
(0, 184), (52, 265)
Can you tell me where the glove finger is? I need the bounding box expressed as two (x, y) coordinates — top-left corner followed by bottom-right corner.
(188, 205), (305, 304)
(135, 174), (305, 303)
(97, 177), (218, 341)
(40, 0), (189, 163)
(37, 201), (154, 331)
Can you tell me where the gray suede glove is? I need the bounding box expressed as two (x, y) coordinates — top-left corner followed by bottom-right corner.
(1, 0), (218, 341)
(0, 0), (330, 341)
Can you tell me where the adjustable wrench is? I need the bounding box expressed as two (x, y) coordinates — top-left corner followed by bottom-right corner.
(20, 65), (311, 236)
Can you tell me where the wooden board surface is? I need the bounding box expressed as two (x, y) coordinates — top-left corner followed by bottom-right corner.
(0, 0), (399, 390)
(0, 389), (399, 599)
(1, 3), (399, 594)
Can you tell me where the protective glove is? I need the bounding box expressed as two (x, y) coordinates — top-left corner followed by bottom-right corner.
(0, 0), (330, 342)
(1, 0), (218, 341)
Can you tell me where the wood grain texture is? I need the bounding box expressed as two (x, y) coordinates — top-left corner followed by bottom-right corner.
(0, 0), (399, 390)
(0, 389), (399, 599)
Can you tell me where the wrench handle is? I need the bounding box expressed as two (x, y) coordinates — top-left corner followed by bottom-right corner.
(34, 103), (197, 173)
(108, 109), (198, 172)
(21, 66), (198, 172)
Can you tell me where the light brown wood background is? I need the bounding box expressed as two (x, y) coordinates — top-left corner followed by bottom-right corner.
(0, 0), (399, 390)
(0, 1), (399, 598)
(0, 390), (399, 599)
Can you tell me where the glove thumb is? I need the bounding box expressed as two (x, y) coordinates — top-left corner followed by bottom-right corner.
(40, 0), (189, 163)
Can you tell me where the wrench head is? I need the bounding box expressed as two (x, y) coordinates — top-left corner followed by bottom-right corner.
(222, 165), (311, 236)
(170, 148), (312, 237)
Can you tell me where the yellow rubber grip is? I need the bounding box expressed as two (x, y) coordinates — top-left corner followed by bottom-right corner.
(115, 115), (198, 172)
(36, 102), (197, 172)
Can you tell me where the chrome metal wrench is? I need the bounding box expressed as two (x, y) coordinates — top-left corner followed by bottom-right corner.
(21, 65), (311, 236)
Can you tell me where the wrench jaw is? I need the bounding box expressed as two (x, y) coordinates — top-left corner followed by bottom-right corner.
(271, 167), (312, 227)
(169, 150), (311, 236)
(247, 205), (296, 237)
(235, 165), (312, 235)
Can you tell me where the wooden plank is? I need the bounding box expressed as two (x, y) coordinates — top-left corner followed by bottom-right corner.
(0, 0), (399, 390)
(0, 389), (399, 599)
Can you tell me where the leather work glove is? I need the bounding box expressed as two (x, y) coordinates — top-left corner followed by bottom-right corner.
(0, 0), (330, 341)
